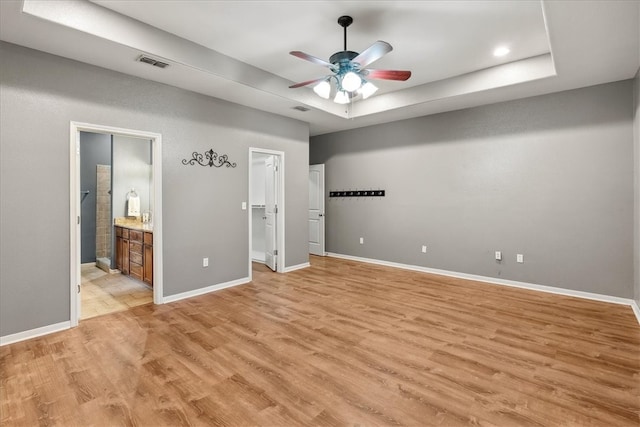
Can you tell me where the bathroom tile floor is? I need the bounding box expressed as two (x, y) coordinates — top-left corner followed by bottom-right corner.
(81, 264), (153, 319)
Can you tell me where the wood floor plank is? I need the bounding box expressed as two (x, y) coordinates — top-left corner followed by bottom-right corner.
(1, 256), (639, 426)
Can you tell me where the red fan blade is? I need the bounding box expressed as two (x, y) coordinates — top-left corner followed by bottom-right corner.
(352, 41), (392, 68)
(365, 69), (412, 81)
(289, 77), (327, 89)
(290, 51), (334, 68)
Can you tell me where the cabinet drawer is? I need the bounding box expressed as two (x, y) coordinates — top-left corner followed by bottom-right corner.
(130, 263), (143, 280)
(130, 252), (142, 265)
(143, 232), (153, 245)
(130, 230), (143, 243)
(122, 228), (129, 239)
(115, 226), (122, 237)
(130, 242), (142, 255)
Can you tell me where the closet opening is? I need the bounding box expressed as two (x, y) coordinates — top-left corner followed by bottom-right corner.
(248, 148), (285, 279)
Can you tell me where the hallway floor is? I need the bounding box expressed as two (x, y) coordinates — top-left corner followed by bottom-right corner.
(81, 263), (152, 319)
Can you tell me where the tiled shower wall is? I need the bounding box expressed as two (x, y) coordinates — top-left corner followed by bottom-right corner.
(96, 165), (111, 259)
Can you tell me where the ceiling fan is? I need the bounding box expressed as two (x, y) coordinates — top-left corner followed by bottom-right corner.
(289, 15), (412, 104)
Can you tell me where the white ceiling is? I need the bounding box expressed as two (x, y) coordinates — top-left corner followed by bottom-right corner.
(1, 1), (638, 136)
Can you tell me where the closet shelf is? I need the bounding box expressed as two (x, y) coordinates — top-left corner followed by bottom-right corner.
(251, 204), (266, 208)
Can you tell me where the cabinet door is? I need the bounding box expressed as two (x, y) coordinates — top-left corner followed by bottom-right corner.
(122, 239), (130, 275)
(143, 244), (153, 286)
(116, 236), (123, 270)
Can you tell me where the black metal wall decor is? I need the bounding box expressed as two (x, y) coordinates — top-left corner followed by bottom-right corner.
(182, 149), (237, 168)
(330, 190), (385, 197)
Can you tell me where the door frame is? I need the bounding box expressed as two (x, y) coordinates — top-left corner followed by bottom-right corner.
(248, 148), (285, 279)
(70, 122), (163, 327)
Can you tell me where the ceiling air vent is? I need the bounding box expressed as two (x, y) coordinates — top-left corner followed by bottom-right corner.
(292, 106), (310, 112)
(137, 55), (169, 69)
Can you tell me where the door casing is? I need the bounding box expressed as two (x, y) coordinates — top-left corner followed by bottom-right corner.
(70, 122), (163, 326)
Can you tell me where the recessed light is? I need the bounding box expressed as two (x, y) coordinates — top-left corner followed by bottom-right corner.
(493, 46), (510, 57)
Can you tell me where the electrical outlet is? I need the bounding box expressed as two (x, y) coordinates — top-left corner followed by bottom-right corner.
(421, 245), (427, 253)
(517, 254), (524, 263)
(359, 237), (364, 245)
(203, 257), (209, 267)
(495, 251), (502, 261)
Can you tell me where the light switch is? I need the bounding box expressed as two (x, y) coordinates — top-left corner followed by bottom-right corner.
(241, 202), (247, 210)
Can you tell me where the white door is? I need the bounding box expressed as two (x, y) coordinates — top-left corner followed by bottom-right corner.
(309, 164), (325, 256)
(264, 155), (278, 271)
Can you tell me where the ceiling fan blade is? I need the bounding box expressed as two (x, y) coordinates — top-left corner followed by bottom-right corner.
(289, 77), (327, 89)
(352, 41), (392, 68)
(290, 51), (334, 69)
(365, 69), (412, 81)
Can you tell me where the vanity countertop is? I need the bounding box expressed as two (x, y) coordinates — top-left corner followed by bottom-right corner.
(114, 219), (153, 232)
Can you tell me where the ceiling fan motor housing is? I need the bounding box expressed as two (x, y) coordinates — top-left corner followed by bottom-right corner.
(330, 51), (359, 70)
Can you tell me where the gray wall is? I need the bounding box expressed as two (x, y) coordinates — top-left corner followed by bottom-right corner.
(634, 70), (640, 306)
(311, 81), (634, 299)
(79, 132), (111, 263)
(0, 41), (309, 337)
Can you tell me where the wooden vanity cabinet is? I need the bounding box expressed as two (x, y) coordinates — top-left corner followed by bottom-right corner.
(143, 232), (153, 286)
(116, 227), (130, 275)
(129, 230), (144, 281)
(115, 227), (122, 270)
(115, 226), (152, 287)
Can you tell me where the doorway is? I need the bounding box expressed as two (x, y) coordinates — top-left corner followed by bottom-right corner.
(70, 122), (163, 327)
(249, 148), (285, 279)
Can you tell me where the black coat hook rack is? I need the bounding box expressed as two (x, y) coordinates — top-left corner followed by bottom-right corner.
(330, 190), (385, 198)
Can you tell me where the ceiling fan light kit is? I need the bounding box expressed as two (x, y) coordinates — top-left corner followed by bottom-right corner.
(334, 90), (350, 104)
(289, 15), (411, 104)
(313, 79), (331, 99)
(358, 81), (379, 99)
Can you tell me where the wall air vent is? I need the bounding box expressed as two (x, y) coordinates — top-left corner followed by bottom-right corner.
(137, 55), (169, 69)
(292, 106), (310, 112)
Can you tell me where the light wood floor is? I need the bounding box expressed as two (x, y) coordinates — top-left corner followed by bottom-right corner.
(2, 256), (639, 426)
(81, 264), (153, 319)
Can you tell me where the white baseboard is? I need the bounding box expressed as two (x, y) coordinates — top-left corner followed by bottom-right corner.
(631, 300), (640, 325)
(0, 321), (71, 346)
(328, 253), (638, 320)
(283, 262), (310, 273)
(162, 277), (250, 304)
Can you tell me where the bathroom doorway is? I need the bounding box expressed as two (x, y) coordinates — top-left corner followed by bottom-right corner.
(249, 148), (285, 279)
(78, 132), (153, 319)
(70, 122), (163, 326)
